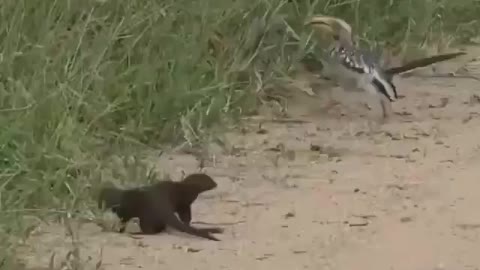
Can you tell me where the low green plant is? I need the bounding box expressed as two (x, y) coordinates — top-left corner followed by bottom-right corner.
(1, 0), (478, 268)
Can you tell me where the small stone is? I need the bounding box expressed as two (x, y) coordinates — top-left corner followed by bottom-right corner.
(400, 216), (413, 223)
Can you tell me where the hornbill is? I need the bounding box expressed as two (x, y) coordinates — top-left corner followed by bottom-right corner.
(303, 15), (466, 120)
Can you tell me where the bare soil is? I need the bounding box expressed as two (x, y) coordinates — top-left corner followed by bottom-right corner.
(20, 48), (480, 270)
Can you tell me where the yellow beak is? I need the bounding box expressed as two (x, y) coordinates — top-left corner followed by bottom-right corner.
(304, 16), (336, 26)
(305, 16), (337, 34)
(305, 15), (354, 45)
(305, 16), (338, 41)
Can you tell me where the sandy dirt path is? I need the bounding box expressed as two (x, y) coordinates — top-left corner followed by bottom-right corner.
(20, 50), (480, 270)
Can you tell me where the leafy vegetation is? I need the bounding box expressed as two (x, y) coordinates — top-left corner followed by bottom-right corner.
(0, 0), (478, 268)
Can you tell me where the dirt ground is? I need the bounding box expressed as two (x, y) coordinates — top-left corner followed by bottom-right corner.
(20, 47), (480, 270)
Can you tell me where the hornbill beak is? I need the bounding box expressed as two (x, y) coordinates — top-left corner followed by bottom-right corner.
(304, 16), (336, 35)
(305, 16), (353, 44)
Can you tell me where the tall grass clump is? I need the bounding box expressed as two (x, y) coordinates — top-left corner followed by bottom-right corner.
(0, 0), (478, 267)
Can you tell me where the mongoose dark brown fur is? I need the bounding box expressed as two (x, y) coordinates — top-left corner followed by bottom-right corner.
(98, 173), (223, 241)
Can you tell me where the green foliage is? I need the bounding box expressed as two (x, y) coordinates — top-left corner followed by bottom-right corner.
(0, 0), (478, 266)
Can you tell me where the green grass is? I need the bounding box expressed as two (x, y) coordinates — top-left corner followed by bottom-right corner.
(0, 0), (479, 268)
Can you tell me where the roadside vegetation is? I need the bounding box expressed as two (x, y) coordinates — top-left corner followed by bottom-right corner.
(1, 0), (478, 268)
